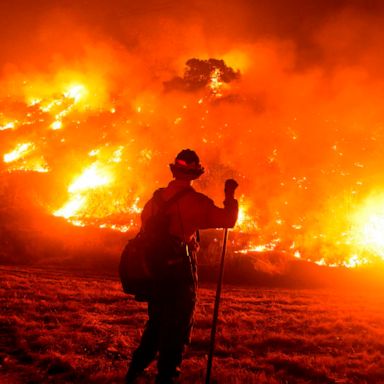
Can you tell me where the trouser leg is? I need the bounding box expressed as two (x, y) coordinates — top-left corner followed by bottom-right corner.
(128, 301), (160, 373)
(156, 294), (196, 382)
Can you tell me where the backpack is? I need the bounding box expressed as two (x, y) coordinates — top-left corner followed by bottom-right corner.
(119, 187), (192, 299)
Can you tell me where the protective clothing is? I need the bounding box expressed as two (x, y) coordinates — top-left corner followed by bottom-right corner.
(127, 151), (238, 383)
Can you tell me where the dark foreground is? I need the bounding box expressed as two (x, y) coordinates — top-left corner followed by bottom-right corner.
(1, 266), (384, 384)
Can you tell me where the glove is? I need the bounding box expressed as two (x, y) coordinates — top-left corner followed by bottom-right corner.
(224, 179), (239, 199)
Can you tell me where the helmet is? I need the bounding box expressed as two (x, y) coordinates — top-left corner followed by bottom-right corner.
(169, 149), (205, 180)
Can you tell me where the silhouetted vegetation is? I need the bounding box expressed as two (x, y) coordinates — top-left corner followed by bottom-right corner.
(164, 58), (240, 92)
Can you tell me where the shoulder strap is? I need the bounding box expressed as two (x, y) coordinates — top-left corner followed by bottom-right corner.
(154, 186), (193, 212)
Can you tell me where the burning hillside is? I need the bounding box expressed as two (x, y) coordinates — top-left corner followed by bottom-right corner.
(1, 0), (384, 270)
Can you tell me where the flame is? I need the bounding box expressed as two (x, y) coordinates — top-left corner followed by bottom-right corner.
(64, 84), (87, 103)
(6, 161), (49, 173)
(236, 238), (281, 254)
(54, 162), (114, 218)
(1, 11), (384, 271)
(3, 142), (49, 172)
(3, 143), (34, 163)
(54, 195), (87, 219)
(68, 162), (113, 193)
(27, 98), (42, 107)
(0, 121), (16, 131)
(342, 254), (369, 268)
(235, 197), (259, 232)
(313, 255), (368, 269)
(53, 154), (142, 232)
(50, 120), (63, 130)
(348, 194), (384, 260)
(209, 68), (224, 97)
(22, 75), (99, 118)
(110, 147), (124, 163)
(88, 149), (100, 157)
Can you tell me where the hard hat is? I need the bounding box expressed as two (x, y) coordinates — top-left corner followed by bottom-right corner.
(169, 149), (205, 179)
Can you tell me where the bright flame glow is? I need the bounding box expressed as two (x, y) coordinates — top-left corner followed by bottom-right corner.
(64, 84), (87, 103)
(111, 146), (124, 163)
(54, 162), (114, 219)
(68, 163), (113, 193)
(343, 254), (369, 268)
(359, 215), (384, 252)
(0, 121), (16, 131)
(209, 68), (224, 97)
(50, 120), (62, 130)
(39, 99), (62, 113)
(28, 98), (42, 106)
(54, 195), (87, 219)
(235, 198), (258, 232)
(3, 143), (34, 163)
(6, 162), (49, 173)
(3, 40), (384, 264)
(236, 239), (281, 254)
(349, 194), (384, 260)
(294, 250), (301, 259)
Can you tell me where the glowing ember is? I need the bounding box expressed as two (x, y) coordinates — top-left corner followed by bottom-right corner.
(50, 120), (62, 130)
(88, 149), (100, 157)
(342, 254), (369, 268)
(39, 99), (63, 113)
(236, 239), (281, 254)
(99, 223), (132, 232)
(111, 147), (124, 163)
(294, 250), (301, 259)
(128, 197), (142, 215)
(27, 98), (42, 107)
(6, 162), (49, 173)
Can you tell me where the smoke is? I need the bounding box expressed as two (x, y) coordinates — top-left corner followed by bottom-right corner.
(2, 0), (384, 265)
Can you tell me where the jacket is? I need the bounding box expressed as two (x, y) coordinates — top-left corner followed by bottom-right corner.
(141, 179), (238, 243)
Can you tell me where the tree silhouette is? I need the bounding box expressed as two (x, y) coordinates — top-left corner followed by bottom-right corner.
(164, 58), (240, 92)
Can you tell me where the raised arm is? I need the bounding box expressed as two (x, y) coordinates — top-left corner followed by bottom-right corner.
(200, 179), (239, 229)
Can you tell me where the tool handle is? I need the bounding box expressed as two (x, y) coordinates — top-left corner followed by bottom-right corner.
(205, 228), (228, 384)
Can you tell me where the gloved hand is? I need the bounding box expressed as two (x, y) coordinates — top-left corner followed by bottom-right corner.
(224, 179), (239, 199)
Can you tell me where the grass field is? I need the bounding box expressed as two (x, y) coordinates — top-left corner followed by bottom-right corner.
(1, 265), (384, 384)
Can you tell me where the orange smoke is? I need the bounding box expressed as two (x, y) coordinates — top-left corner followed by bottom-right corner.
(1, 1), (384, 268)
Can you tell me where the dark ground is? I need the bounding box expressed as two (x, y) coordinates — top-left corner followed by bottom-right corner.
(1, 265), (384, 383)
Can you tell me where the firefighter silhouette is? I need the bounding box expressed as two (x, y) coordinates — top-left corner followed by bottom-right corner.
(126, 149), (238, 384)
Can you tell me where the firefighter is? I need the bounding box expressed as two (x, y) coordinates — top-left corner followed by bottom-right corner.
(126, 149), (238, 384)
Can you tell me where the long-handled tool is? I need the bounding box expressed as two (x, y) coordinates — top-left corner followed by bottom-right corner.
(205, 227), (229, 384)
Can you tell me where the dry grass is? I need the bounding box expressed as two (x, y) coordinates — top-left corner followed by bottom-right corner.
(1, 265), (384, 383)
